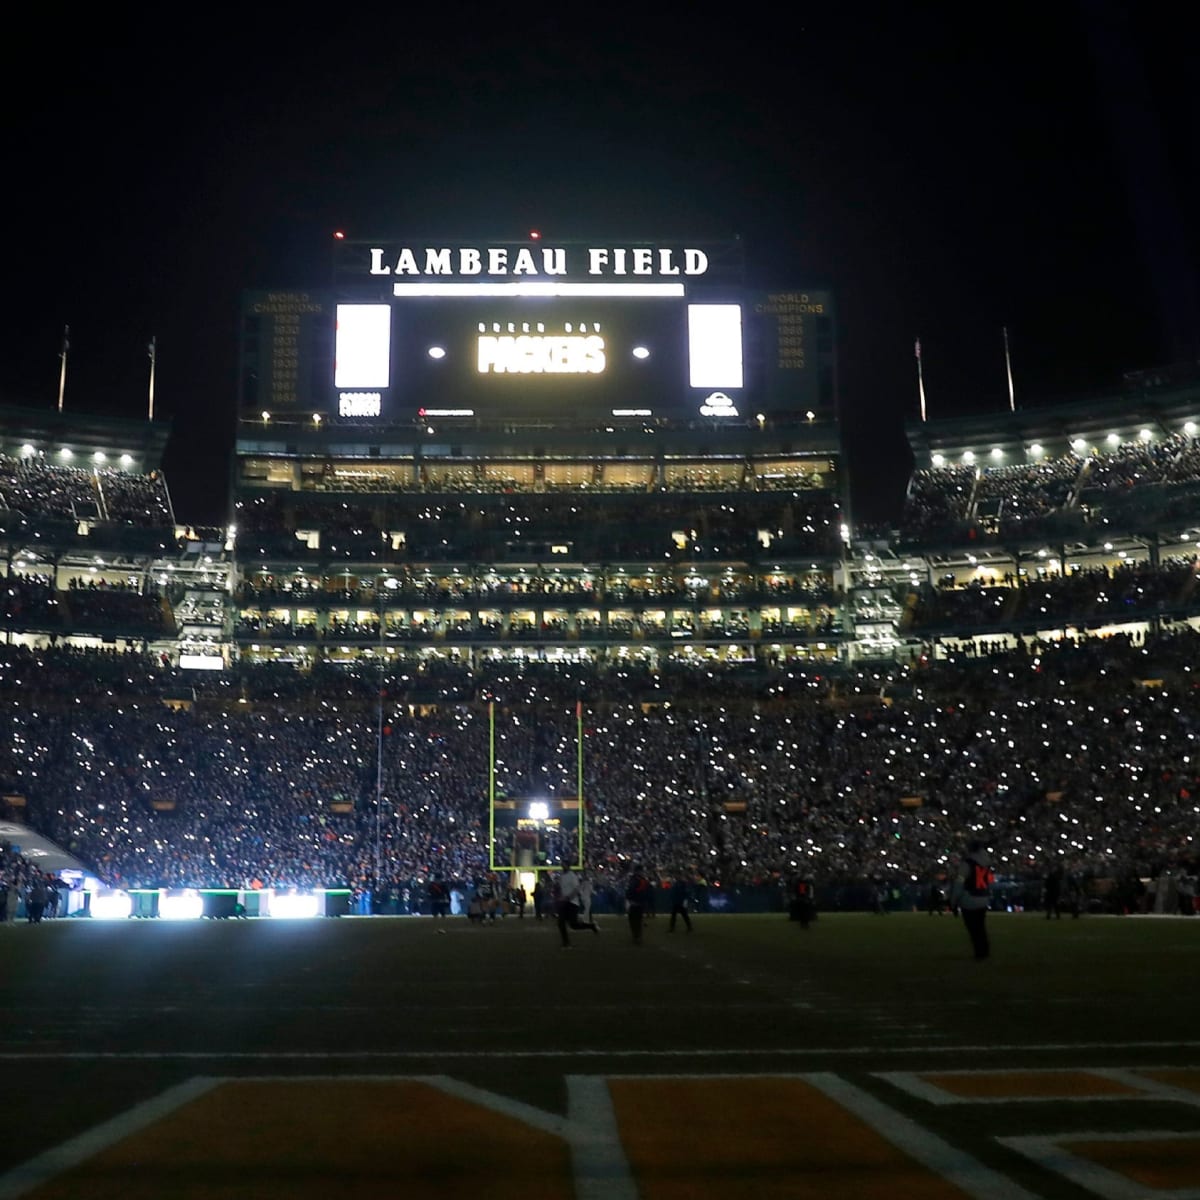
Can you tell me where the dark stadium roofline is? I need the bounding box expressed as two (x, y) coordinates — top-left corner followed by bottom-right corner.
(0, 401), (171, 467)
(904, 381), (1200, 463)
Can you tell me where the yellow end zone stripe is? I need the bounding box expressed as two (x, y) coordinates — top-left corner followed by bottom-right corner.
(3, 1074), (1045, 1200)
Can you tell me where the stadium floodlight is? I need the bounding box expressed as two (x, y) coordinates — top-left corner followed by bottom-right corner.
(1107, 433), (1120, 445)
(528, 801), (550, 821)
(1139, 428), (1153, 442)
(58, 447), (73, 459)
(1071, 438), (1087, 451)
(1186, 422), (1198, 436)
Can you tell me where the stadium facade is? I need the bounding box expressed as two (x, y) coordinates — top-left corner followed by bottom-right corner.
(230, 236), (856, 674)
(3, 238), (1200, 675)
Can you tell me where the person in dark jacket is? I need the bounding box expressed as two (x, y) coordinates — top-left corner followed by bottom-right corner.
(27, 871), (50, 924)
(950, 839), (994, 959)
(626, 865), (653, 945)
(1043, 863), (1063, 919)
(668, 873), (693, 933)
(790, 876), (817, 928)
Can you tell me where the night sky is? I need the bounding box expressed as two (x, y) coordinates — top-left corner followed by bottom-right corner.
(2, 4), (1195, 527)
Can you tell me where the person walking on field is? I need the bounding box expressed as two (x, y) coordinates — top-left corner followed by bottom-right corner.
(556, 862), (600, 948)
(950, 839), (994, 960)
(626, 864), (653, 945)
(1043, 862), (1063, 919)
(668, 873), (693, 933)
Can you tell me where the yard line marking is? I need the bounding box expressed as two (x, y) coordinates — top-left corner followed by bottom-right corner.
(1, 1039), (1199, 1062)
(806, 1073), (1041, 1200)
(566, 1077), (638, 1200)
(999, 1131), (1200, 1200)
(0, 1077), (218, 1200)
(423, 1075), (569, 1138)
(878, 1068), (1146, 1105)
(1093, 1067), (1200, 1107)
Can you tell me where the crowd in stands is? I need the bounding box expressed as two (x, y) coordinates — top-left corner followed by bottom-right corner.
(1, 633), (1196, 907)
(899, 435), (1200, 544)
(0, 455), (173, 527)
(3, 574), (168, 635)
(0, 840), (64, 924)
(234, 490), (844, 562)
(908, 558), (1200, 632)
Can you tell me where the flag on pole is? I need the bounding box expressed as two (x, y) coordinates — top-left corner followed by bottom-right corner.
(1003, 326), (1015, 412)
(57, 324), (70, 413)
(147, 335), (157, 421)
(915, 337), (927, 422)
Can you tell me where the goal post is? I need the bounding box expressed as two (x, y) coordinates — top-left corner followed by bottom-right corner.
(488, 701), (585, 878)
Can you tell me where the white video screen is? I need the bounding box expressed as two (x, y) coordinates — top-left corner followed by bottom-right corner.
(335, 304), (392, 389)
(687, 304), (744, 389)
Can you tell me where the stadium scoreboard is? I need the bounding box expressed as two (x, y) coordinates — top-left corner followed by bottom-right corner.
(239, 237), (835, 423)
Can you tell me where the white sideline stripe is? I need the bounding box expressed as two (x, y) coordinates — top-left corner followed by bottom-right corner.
(806, 1073), (1040, 1200)
(1092, 1066), (1200, 1108)
(1, 1039), (1200, 1062)
(879, 1065), (1200, 1107)
(877, 1066), (1162, 1107)
(423, 1075), (569, 1139)
(566, 1076), (638, 1200)
(0, 1076), (218, 1200)
(999, 1131), (1200, 1200)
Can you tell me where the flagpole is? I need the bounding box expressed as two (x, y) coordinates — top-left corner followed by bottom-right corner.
(57, 325), (69, 413)
(576, 699), (584, 868)
(915, 338), (927, 422)
(147, 336), (157, 421)
(488, 701), (496, 871)
(1003, 326), (1015, 412)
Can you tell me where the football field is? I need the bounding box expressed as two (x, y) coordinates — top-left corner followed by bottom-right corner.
(1, 911), (1197, 1198)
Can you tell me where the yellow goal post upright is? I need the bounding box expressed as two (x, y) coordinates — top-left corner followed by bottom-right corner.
(487, 700), (586, 898)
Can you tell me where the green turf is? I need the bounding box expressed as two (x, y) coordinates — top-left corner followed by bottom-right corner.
(2, 912), (1197, 1196)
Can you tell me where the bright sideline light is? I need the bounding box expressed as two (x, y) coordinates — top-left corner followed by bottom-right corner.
(90, 891), (133, 920)
(160, 889), (204, 920)
(271, 892), (322, 919)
